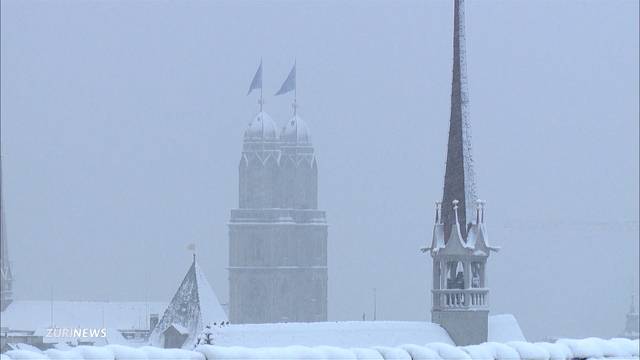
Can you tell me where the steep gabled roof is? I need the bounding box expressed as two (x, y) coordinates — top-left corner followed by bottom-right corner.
(149, 256), (227, 349)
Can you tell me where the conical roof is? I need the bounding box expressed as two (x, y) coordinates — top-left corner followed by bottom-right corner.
(149, 256), (227, 348)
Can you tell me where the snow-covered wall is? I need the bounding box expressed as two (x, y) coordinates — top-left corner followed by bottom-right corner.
(2, 338), (638, 360)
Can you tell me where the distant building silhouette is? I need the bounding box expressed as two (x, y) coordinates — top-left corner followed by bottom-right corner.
(228, 110), (328, 324)
(620, 294), (639, 339)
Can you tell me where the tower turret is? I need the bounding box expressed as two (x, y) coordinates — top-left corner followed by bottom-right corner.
(422, 0), (498, 346)
(279, 115), (318, 209)
(238, 111), (280, 209)
(229, 65), (328, 324)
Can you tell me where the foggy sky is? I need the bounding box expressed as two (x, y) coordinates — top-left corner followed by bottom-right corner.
(1, 0), (638, 341)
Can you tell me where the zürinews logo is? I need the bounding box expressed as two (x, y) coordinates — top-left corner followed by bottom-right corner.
(46, 328), (107, 338)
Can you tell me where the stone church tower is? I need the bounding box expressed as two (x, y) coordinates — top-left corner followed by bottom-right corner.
(228, 110), (328, 324)
(422, 0), (498, 346)
(1, 155), (14, 312)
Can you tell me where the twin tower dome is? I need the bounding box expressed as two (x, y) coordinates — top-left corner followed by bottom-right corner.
(243, 112), (312, 145)
(230, 106), (328, 324)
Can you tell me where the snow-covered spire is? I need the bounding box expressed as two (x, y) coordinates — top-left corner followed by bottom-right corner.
(441, 0), (477, 242)
(622, 292), (640, 339)
(1, 153), (14, 312)
(149, 256), (227, 349)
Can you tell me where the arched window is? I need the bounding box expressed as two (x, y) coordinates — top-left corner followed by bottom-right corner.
(446, 261), (465, 289)
(471, 262), (482, 288)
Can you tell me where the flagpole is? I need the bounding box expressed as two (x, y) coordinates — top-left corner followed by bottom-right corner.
(293, 60), (297, 116)
(259, 58), (263, 113)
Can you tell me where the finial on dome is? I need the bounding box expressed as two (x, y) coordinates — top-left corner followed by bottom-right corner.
(258, 97), (264, 113)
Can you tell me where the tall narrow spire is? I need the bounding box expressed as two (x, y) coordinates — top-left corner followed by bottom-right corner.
(1, 154), (14, 311)
(441, 0), (477, 241)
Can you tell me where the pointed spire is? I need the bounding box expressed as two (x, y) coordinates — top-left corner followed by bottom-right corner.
(1, 153), (13, 311)
(441, 0), (477, 242)
(149, 256), (227, 348)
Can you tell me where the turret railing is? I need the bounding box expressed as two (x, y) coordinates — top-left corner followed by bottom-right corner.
(432, 288), (489, 310)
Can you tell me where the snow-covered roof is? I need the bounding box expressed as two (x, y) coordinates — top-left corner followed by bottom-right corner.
(3, 337), (638, 360)
(488, 314), (526, 343)
(149, 257), (227, 349)
(169, 323), (189, 336)
(0, 300), (165, 332)
(215, 321), (453, 348)
(208, 314), (523, 348)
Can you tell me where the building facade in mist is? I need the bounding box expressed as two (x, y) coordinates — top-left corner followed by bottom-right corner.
(620, 294), (639, 339)
(228, 111), (328, 324)
(1, 155), (14, 312)
(422, 0), (498, 346)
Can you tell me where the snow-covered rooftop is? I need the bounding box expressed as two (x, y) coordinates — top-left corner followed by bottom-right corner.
(216, 321), (453, 348)
(203, 314), (524, 348)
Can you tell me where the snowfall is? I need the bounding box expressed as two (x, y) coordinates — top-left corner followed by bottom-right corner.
(2, 337), (638, 360)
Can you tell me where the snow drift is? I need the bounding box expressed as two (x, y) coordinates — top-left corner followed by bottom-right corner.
(2, 338), (638, 360)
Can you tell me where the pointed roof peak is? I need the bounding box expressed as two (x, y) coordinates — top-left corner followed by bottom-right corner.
(441, 0), (477, 242)
(150, 257), (227, 348)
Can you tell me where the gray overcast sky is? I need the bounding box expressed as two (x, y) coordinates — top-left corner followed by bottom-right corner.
(1, 0), (638, 341)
